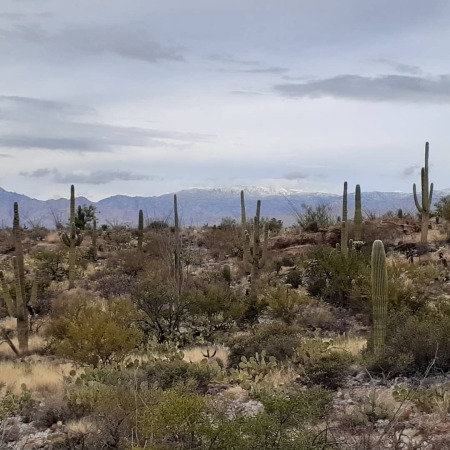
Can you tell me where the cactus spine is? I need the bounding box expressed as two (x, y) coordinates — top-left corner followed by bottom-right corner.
(354, 184), (363, 241)
(137, 209), (144, 252)
(241, 190), (250, 274)
(371, 240), (388, 356)
(245, 200), (268, 296)
(61, 185), (83, 289)
(413, 142), (434, 244)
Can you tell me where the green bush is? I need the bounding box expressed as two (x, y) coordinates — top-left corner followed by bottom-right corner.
(228, 323), (302, 367)
(366, 308), (450, 376)
(46, 296), (143, 367)
(144, 359), (220, 391)
(303, 246), (371, 310)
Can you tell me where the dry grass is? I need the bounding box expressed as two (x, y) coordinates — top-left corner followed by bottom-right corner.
(182, 345), (229, 367)
(0, 333), (46, 358)
(65, 417), (97, 436)
(331, 336), (367, 356)
(0, 356), (77, 396)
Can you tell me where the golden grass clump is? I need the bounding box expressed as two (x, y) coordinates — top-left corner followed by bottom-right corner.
(0, 356), (76, 396)
(182, 345), (229, 367)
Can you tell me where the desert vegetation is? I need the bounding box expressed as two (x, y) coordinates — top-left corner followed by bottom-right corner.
(1, 144), (450, 449)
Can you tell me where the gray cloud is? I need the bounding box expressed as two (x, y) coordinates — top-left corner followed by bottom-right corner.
(375, 59), (423, 75)
(274, 74), (450, 103)
(240, 66), (289, 74)
(402, 165), (420, 176)
(0, 21), (184, 63)
(208, 53), (258, 66)
(0, 95), (211, 152)
(284, 171), (308, 180)
(229, 90), (263, 96)
(21, 168), (153, 185)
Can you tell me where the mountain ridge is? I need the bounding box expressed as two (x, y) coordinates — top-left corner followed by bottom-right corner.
(0, 186), (448, 228)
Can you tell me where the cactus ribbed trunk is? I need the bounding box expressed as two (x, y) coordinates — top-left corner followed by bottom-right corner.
(61, 185), (83, 289)
(13, 256), (28, 353)
(241, 190), (250, 274)
(247, 200), (268, 297)
(413, 142), (434, 244)
(340, 221), (348, 257)
(173, 195), (182, 295)
(371, 240), (388, 356)
(0, 271), (14, 317)
(137, 209), (144, 252)
(13, 203), (26, 300)
(342, 181), (348, 223)
(91, 219), (97, 261)
(354, 184), (362, 241)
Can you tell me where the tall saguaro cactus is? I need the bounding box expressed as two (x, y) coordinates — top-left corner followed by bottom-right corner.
(61, 185), (83, 289)
(137, 209), (144, 252)
(173, 195), (183, 295)
(342, 181), (348, 223)
(245, 200), (268, 296)
(240, 190), (250, 274)
(413, 142), (434, 244)
(354, 184), (363, 241)
(340, 182), (348, 257)
(371, 240), (388, 356)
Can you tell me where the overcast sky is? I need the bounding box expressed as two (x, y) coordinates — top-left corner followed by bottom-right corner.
(1, 0), (450, 201)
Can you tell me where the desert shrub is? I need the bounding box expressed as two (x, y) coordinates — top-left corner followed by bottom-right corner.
(366, 309), (450, 376)
(95, 273), (133, 299)
(31, 249), (68, 282)
(302, 246), (371, 310)
(208, 387), (332, 449)
(0, 385), (33, 421)
(46, 296), (143, 367)
(264, 285), (310, 324)
(106, 249), (146, 277)
(144, 359), (220, 391)
(228, 323), (302, 367)
(187, 282), (245, 340)
(295, 203), (334, 231)
(285, 268), (302, 288)
(132, 280), (189, 343)
(294, 339), (353, 389)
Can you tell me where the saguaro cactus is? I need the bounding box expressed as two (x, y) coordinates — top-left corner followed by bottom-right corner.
(245, 200), (268, 296)
(413, 142), (434, 244)
(354, 184), (363, 241)
(173, 195), (183, 294)
(340, 221), (348, 257)
(241, 190), (250, 274)
(371, 240), (388, 356)
(137, 209), (144, 252)
(342, 181), (348, 223)
(91, 219), (98, 261)
(61, 185), (83, 289)
(340, 182), (349, 257)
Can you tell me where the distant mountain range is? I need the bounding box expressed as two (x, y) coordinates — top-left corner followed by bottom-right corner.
(0, 186), (449, 228)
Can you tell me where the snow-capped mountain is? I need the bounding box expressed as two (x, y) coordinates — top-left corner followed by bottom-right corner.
(0, 186), (448, 228)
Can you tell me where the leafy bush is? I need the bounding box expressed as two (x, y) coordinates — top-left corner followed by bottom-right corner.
(228, 323), (302, 367)
(294, 339), (353, 389)
(264, 285), (309, 324)
(46, 296), (143, 367)
(366, 308), (450, 376)
(302, 246), (371, 310)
